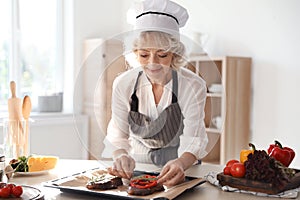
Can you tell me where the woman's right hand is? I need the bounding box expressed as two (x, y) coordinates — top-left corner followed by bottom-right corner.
(108, 152), (135, 179)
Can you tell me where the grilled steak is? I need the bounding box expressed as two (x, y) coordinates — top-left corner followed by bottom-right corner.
(127, 174), (164, 196)
(127, 183), (164, 195)
(86, 173), (123, 190)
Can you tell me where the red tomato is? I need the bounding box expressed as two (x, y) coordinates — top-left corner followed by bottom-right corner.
(0, 186), (11, 198)
(12, 185), (23, 198)
(230, 163), (245, 178)
(223, 166), (231, 175)
(6, 183), (15, 190)
(226, 159), (239, 168)
(0, 183), (6, 188)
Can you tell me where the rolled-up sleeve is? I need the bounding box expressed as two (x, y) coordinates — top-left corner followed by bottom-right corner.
(177, 70), (208, 160)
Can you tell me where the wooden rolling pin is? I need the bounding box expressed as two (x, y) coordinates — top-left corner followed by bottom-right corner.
(7, 81), (23, 158)
(8, 81), (22, 120)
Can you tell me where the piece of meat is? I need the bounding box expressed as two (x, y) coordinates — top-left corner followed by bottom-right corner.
(86, 174), (123, 190)
(127, 183), (164, 196)
(127, 175), (164, 196)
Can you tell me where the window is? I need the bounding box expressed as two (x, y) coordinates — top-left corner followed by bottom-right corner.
(0, 0), (63, 112)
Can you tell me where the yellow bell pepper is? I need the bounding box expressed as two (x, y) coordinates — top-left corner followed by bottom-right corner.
(240, 143), (256, 163)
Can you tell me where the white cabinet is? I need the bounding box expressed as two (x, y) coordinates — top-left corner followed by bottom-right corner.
(0, 114), (89, 159)
(187, 56), (252, 164)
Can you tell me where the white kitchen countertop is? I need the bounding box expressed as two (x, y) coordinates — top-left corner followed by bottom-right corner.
(7, 159), (299, 200)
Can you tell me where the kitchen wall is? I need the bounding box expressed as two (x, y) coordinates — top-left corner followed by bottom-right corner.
(172, 0), (300, 168)
(72, 0), (300, 167)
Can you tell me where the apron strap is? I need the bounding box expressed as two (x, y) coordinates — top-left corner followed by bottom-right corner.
(130, 71), (143, 112)
(171, 70), (178, 104)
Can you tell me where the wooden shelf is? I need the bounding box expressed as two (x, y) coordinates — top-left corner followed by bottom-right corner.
(205, 128), (222, 134)
(187, 56), (251, 164)
(207, 93), (222, 98)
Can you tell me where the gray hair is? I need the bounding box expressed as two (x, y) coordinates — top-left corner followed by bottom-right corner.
(127, 31), (187, 70)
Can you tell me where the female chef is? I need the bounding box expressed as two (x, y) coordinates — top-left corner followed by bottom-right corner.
(102, 0), (208, 186)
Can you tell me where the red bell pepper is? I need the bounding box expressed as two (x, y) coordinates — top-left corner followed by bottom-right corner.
(268, 140), (295, 167)
(130, 175), (158, 189)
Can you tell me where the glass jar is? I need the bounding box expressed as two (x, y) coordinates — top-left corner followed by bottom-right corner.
(2, 119), (29, 158)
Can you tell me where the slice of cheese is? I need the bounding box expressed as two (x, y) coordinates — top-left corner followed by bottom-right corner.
(27, 155), (58, 172)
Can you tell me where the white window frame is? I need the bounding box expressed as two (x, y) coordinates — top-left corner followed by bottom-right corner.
(1, 0), (68, 115)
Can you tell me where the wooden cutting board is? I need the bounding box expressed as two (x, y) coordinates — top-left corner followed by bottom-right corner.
(217, 169), (300, 195)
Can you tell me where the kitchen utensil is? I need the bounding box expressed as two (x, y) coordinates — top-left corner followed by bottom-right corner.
(22, 95), (32, 156)
(44, 169), (205, 199)
(7, 81), (24, 158)
(8, 81), (22, 120)
(217, 169), (300, 195)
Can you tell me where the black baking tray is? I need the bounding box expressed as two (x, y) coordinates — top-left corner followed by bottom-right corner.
(43, 168), (205, 200)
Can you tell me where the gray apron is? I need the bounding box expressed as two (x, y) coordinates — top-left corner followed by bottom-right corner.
(128, 70), (184, 166)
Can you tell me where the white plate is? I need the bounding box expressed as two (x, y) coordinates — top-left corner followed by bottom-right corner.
(20, 185), (44, 199)
(14, 169), (51, 176)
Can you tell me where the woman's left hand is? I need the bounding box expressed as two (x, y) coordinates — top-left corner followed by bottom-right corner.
(157, 152), (197, 186)
(157, 158), (185, 186)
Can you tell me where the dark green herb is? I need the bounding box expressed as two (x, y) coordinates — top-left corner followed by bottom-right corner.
(11, 156), (29, 172)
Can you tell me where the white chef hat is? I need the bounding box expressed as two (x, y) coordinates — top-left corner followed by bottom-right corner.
(130, 0), (189, 38)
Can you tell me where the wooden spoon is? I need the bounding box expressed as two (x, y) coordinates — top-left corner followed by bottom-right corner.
(22, 95), (32, 120)
(22, 95), (32, 156)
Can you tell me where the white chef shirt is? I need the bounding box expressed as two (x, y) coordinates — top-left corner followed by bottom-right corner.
(102, 66), (208, 161)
